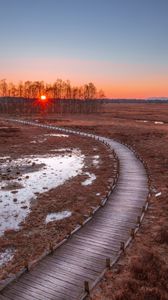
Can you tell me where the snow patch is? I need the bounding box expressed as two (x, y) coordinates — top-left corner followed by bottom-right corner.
(136, 120), (148, 123)
(0, 150), (84, 236)
(82, 172), (96, 186)
(50, 148), (71, 152)
(45, 211), (72, 223)
(93, 155), (99, 166)
(0, 248), (15, 267)
(154, 121), (164, 125)
(45, 133), (69, 138)
(155, 192), (162, 197)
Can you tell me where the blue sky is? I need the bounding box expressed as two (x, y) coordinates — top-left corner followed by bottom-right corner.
(0, 0), (168, 97)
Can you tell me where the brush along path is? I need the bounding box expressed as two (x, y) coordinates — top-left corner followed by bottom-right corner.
(0, 119), (148, 300)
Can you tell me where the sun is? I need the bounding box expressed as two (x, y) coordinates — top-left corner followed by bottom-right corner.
(40, 95), (47, 101)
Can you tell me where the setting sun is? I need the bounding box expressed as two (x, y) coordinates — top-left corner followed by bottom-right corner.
(40, 95), (47, 101)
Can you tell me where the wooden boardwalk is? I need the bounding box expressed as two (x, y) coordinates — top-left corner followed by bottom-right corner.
(0, 120), (148, 300)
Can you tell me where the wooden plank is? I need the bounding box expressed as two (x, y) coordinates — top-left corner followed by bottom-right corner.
(73, 234), (121, 250)
(49, 253), (103, 272)
(38, 260), (97, 281)
(19, 275), (79, 299)
(52, 251), (105, 268)
(71, 236), (119, 253)
(19, 275), (79, 297)
(57, 246), (112, 264)
(0, 295), (12, 300)
(12, 280), (77, 300)
(80, 227), (130, 239)
(92, 213), (136, 224)
(62, 243), (116, 258)
(5, 285), (50, 300)
(11, 282), (60, 299)
(44, 256), (100, 275)
(16, 281), (77, 299)
(88, 219), (133, 231)
(2, 290), (33, 300)
(0, 294), (16, 300)
(29, 268), (84, 287)
(75, 231), (122, 244)
(75, 232), (127, 246)
(82, 222), (131, 234)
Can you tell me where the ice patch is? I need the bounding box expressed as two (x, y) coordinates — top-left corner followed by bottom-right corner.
(155, 192), (162, 197)
(154, 121), (164, 125)
(45, 211), (72, 223)
(0, 150), (84, 236)
(82, 172), (96, 186)
(30, 133), (69, 144)
(0, 248), (15, 267)
(38, 138), (47, 143)
(136, 120), (148, 123)
(50, 148), (71, 152)
(93, 155), (99, 166)
(45, 133), (69, 138)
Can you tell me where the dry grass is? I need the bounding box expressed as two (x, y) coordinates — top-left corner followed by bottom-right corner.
(1, 104), (168, 296)
(90, 250), (168, 300)
(40, 104), (168, 300)
(155, 227), (168, 245)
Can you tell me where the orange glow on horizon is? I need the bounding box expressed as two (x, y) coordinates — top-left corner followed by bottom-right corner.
(101, 77), (168, 99)
(40, 95), (47, 101)
(1, 57), (168, 99)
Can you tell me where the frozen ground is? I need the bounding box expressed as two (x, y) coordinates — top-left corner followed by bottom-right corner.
(0, 248), (15, 268)
(0, 149), (84, 236)
(44, 133), (69, 137)
(82, 172), (97, 186)
(45, 211), (72, 223)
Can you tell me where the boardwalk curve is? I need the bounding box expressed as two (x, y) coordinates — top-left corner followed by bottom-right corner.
(0, 120), (148, 300)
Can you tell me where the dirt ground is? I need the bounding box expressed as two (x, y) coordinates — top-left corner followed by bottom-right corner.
(0, 120), (116, 281)
(30, 103), (168, 300)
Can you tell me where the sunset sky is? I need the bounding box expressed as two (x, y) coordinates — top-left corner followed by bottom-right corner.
(0, 0), (168, 98)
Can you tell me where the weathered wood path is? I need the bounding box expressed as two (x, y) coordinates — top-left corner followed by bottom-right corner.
(0, 120), (148, 300)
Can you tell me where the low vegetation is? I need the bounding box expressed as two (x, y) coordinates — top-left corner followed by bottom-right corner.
(40, 103), (168, 300)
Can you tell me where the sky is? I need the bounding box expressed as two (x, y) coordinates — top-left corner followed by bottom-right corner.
(0, 0), (168, 98)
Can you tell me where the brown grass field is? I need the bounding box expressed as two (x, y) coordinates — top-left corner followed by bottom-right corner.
(0, 102), (168, 299)
(33, 103), (168, 300)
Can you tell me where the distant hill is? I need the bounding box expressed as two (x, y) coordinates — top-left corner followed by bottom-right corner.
(147, 97), (168, 100)
(101, 98), (168, 104)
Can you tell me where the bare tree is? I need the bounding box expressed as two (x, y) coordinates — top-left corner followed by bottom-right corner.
(0, 79), (7, 96)
(0, 79), (105, 101)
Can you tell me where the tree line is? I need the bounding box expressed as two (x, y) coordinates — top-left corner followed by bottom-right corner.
(0, 79), (105, 99)
(0, 98), (103, 115)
